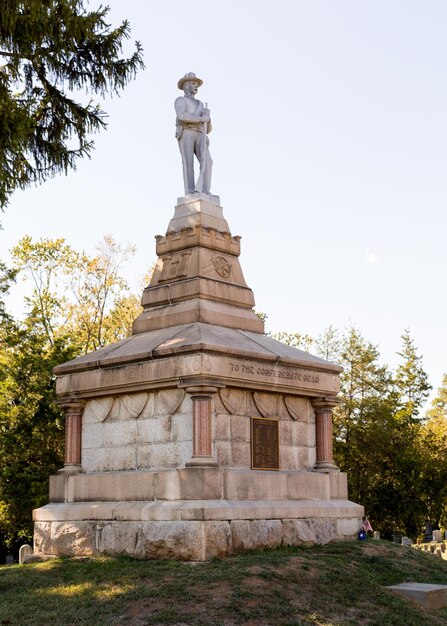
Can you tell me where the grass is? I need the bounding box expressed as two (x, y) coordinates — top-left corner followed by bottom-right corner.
(1, 541), (447, 625)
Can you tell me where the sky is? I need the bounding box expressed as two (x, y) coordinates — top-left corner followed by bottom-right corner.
(1, 0), (446, 404)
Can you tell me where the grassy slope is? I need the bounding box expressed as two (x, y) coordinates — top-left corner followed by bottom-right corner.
(1, 541), (447, 626)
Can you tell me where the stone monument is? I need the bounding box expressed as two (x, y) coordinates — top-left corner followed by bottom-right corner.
(33, 73), (363, 560)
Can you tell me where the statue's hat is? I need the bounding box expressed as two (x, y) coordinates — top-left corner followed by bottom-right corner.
(177, 72), (203, 90)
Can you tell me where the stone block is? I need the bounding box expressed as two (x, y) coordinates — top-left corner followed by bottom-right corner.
(136, 441), (191, 469)
(157, 467), (223, 500)
(215, 441), (231, 465)
(33, 522), (52, 554)
(49, 474), (66, 503)
(231, 441), (250, 468)
(50, 521), (96, 556)
(102, 420), (138, 447)
(215, 413), (231, 440)
(139, 392), (155, 418)
(329, 471), (348, 499)
(336, 517), (361, 538)
(387, 583), (447, 609)
(224, 469), (287, 500)
(82, 446), (137, 472)
(279, 421), (294, 446)
(142, 521), (203, 560)
(281, 519), (338, 545)
(287, 472), (330, 500)
(297, 447), (312, 470)
(70, 471), (157, 502)
(230, 415), (251, 442)
(204, 521), (232, 558)
(279, 445), (299, 471)
(97, 522), (144, 558)
(283, 396), (311, 422)
(231, 520), (283, 551)
(137, 416), (173, 445)
(83, 398), (114, 424)
(171, 414), (193, 442)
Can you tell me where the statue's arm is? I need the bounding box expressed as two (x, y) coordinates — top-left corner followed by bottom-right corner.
(175, 97), (210, 124)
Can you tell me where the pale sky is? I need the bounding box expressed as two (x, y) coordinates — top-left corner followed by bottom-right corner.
(1, 1), (446, 404)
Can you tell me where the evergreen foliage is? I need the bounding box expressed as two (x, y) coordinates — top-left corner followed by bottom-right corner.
(0, 0), (144, 209)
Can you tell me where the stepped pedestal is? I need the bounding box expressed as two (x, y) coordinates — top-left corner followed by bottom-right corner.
(33, 195), (363, 560)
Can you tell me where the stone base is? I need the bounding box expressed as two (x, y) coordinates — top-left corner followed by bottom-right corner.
(387, 583), (447, 609)
(33, 499), (363, 561)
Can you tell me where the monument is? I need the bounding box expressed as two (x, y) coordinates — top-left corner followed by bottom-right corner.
(33, 74), (363, 560)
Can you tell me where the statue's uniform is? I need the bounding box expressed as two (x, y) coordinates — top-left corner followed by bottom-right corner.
(175, 96), (213, 195)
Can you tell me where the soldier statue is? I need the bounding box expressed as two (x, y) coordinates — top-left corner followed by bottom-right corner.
(175, 72), (213, 196)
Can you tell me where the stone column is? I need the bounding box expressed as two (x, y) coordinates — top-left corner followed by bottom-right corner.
(185, 387), (218, 467)
(57, 401), (85, 474)
(311, 398), (338, 470)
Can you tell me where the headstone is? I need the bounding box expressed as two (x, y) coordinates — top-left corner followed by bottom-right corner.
(373, 531), (380, 540)
(424, 520), (433, 543)
(433, 529), (442, 542)
(19, 544), (33, 564)
(5, 555), (14, 565)
(392, 534), (401, 544)
(401, 536), (412, 546)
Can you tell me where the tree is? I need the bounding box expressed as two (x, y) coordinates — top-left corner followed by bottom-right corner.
(0, 234), (145, 555)
(0, 0), (144, 210)
(394, 329), (431, 421)
(268, 330), (314, 352)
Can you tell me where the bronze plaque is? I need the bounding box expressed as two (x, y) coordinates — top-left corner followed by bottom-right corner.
(251, 417), (279, 470)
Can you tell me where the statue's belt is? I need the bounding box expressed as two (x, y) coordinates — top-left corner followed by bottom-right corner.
(178, 122), (205, 131)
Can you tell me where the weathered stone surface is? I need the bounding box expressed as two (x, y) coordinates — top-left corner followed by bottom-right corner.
(33, 522), (52, 554)
(219, 389), (246, 415)
(231, 520), (283, 551)
(215, 413), (231, 440)
(119, 393), (149, 419)
(387, 583), (447, 609)
(50, 521), (96, 556)
(225, 470), (287, 500)
(281, 519), (338, 545)
(253, 392), (279, 418)
(230, 415), (250, 442)
(49, 474), (66, 502)
(287, 472), (329, 500)
(83, 397), (114, 423)
(97, 522), (144, 558)
(284, 396), (310, 422)
(336, 516), (361, 538)
(329, 470), (348, 499)
(143, 521), (203, 560)
(70, 471), (157, 502)
(157, 467), (223, 501)
(156, 389), (186, 415)
(204, 521), (232, 558)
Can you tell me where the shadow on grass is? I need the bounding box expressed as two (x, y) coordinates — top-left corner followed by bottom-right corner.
(0, 542), (447, 625)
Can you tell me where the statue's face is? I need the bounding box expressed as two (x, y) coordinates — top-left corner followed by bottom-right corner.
(183, 80), (200, 96)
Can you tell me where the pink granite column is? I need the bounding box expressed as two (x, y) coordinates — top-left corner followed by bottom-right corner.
(311, 398), (338, 470)
(185, 387), (218, 467)
(58, 401), (85, 474)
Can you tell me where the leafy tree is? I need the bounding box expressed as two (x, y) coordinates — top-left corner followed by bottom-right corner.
(1, 234), (145, 554)
(419, 375), (447, 528)
(315, 325), (341, 362)
(268, 330), (314, 352)
(0, 0), (144, 210)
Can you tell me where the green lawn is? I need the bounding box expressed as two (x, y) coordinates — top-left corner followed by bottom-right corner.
(1, 541), (447, 625)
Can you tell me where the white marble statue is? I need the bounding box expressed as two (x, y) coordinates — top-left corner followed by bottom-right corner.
(175, 72), (213, 196)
